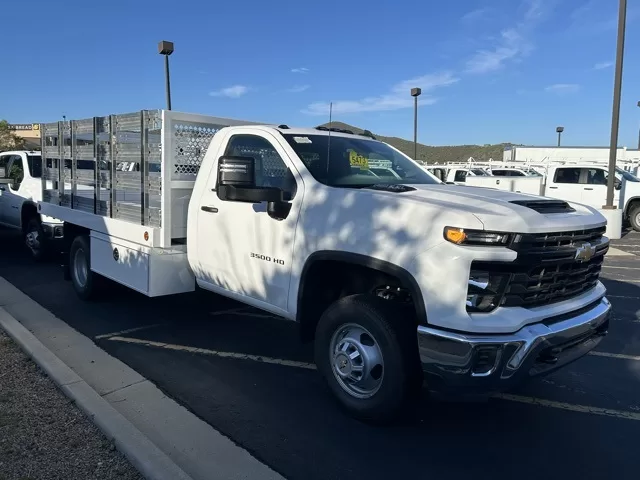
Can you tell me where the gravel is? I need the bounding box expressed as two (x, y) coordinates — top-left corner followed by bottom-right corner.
(0, 330), (143, 480)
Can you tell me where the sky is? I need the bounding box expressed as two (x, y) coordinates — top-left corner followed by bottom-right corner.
(2, 0), (640, 147)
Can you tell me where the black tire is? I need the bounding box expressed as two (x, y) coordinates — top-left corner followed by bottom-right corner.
(629, 204), (640, 232)
(69, 235), (101, 300)
(24, 217), (48, 262)
(314, 294), (422, 423)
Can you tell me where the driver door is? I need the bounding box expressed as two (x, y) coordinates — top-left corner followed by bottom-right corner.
(580, 167), (621, 209)
(0, 154), (11, 225)
(1, 155), (24, 227)
(195, 131), (302, 312)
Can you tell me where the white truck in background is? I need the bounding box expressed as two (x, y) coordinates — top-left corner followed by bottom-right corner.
(466, 164), (640, 231)
(0, 150), (64, 259)
(37, 110), (611, 422)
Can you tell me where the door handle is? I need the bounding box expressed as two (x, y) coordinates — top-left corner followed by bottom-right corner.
(201, 206), (218, 213)
(584, 187), (594, 190)
(548, 186), (558, 189)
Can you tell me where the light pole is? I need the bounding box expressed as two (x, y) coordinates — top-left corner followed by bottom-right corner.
(411, 87), (421, 160)
(605, 0), (627, 209)
(556, 126), (564, 147)
(158, 40), (174, 110)
(636, 100), (640, 150)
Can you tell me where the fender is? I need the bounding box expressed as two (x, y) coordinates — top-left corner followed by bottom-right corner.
(296, 250), (427, 324)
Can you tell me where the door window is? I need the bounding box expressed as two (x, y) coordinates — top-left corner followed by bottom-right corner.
(224, 135), (297, 199)
(553, 168), (582, 184)
(453, 170), (467, 182)
(8, 156), (24, 190)
(586, 168), (607, 185)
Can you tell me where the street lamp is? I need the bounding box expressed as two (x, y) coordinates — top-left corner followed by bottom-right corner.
(410, 87), (422, 160)
(158, 40), (174, 110)
(605, 0), (627, 210)
(556, 126), (564, 147)
(638, 102), (640, 150)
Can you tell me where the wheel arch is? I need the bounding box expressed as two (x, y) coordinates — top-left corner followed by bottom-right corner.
(20, 201), (38, 233)
(625, 196), (640, 217)
(296, 251), (427, 342)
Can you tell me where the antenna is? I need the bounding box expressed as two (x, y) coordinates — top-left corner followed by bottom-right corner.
(326, 102), (332, 177)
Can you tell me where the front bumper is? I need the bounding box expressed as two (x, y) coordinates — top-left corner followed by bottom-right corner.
(417, 296), (610, 395)
(41, 222), (64, 240)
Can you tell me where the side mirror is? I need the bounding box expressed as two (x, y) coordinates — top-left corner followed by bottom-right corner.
(216, 156), (283, 204)
(615, 180), (622, 191)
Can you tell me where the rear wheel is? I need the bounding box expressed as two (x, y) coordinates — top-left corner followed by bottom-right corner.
(24, 217), (47, 262)
(69, 235), (102, 300)
(314, 294), (422, 423)
(629, 204), (640, 232)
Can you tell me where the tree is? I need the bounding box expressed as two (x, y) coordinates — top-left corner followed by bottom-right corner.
(0, 120), (26, 151)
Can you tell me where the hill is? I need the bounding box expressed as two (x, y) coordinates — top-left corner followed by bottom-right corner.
(317, 121), (512, 165)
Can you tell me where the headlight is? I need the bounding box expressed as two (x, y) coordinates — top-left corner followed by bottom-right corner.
(466, 270), (509, 313)
(444, 227), (512, 246)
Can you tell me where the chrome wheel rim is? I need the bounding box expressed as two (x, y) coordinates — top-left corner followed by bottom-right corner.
(635, 211), (640, 229)
(329, 323), (384, 399)
(73, 248), (88, 288)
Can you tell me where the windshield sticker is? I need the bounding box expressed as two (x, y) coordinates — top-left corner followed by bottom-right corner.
(293, 136), (312, 144)
(349, 151), (369, 170)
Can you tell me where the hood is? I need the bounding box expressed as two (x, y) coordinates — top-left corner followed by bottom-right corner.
(365, 183), (606, 234)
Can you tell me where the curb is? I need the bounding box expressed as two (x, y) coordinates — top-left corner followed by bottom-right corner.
(0, 308), (193, 480)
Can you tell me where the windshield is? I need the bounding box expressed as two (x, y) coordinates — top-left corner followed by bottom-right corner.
(282, 134), (439, 187)
(26, 155), (42, 178)
(615, 167), (640, 182)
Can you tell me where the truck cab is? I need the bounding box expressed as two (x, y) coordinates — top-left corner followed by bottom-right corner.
(543, 165), (640, 230)
(0, 150), (63, 259)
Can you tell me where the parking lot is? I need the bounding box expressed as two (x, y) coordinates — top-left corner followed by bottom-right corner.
(1, 226), (640, 480)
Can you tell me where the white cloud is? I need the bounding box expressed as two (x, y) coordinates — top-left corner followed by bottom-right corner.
(465, 29), (531, 74)
(545, 83), (580, 94)
(302, 72), (458, 115)
(291, 67), (310, 74)
(461, 7), (491, 22)
(464, 0), (547, 74)
(287, 85), (310, 93)
(594, 61), (614, 70)
(209, 85), (249, 98)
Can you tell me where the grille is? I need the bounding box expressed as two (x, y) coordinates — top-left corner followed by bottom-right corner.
(475, 226), (609, 309)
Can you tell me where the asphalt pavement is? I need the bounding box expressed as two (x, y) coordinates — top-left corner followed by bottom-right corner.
(1, 226), (640, 480)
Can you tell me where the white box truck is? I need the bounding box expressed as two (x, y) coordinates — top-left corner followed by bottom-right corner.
(36, 110), (612, 422)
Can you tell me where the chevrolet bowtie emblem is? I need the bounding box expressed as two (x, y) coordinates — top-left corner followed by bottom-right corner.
(574, 242), (596, 262)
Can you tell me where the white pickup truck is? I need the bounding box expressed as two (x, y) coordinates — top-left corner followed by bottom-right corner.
(466, 164), (640, 231)
(0, 150), (64, 259)
(37, 110), (611, 422)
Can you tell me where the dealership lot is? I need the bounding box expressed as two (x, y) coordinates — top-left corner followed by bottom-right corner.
(1, 227), (639, 480)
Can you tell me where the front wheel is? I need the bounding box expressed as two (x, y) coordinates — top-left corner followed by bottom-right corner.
(314, 294), (422, 423)
(69, 235), (102, 300)
(629, 204), (640, 232)
(24, 217), (47, 262)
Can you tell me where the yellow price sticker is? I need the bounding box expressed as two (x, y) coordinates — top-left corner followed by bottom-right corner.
(349, 151), (369, 170)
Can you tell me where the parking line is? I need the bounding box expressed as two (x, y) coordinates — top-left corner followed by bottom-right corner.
(492, 394), (640, 421)
(107, 336), (317, 370)
(602, 265), (640, 270)
(95, 323), (165, 340)
(107, 335), (640, 420)
(589, 351), (640, 361)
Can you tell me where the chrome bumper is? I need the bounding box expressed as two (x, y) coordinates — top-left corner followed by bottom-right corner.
(417, 297), (611, 394)
(41, 222), (64, 239)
